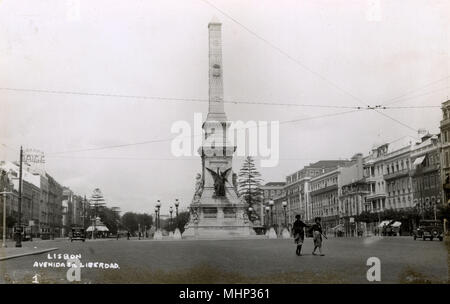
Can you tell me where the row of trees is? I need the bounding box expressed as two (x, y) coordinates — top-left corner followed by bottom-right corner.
(355, 205), (450, 224)
(120, 211), (191, 235)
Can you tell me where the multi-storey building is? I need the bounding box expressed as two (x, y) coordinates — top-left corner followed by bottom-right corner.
(0, 161), (41, 236)
(62, 187), (74, 236)
(39, 174), (49, 231)
(47, 173), (63, 237)
(440, 99), (450, 204)
(383, 143), (414, 211)
(309, 159), (355, 231)
(363, 144), (389, 213)
(410, 133), (441, 215)
(285, 160), (352, 225)
(260, 182), (285, 223)
(339, 154), (368, 235)
(72, 194), (85, 227)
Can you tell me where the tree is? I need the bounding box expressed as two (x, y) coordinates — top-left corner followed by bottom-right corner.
(354, 211), (378, 223)
(438, 203), (450, 221)
(175, 211), (190, 234)
(97, 207), (121, 234)
(238, 156), (263, 220)
(120, 212), (153, 234)
(121, 212), (138, 233)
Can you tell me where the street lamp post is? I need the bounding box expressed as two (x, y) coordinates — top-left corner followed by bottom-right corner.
(248, 207), (253, 221)
(15, 146), (23, 248)
(269, 200), (274, 227)
(174, 199), (179, 217)
(265, 206), (270, 230)
(1, 188), (14, 248)
(156, 200), (161, 231)
(169, 206), (173, 231)
(282, 201), (287, 228)
(154, 207), (159, 230)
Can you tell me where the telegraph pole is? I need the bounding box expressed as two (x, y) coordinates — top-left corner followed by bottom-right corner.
(15, 146), (23, 247)
(2, 188), (7, 248)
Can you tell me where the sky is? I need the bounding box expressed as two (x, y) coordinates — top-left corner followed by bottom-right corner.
(0, 0), (449, 215)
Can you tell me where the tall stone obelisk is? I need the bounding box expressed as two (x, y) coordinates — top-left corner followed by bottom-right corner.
(183, 18), (252, 238)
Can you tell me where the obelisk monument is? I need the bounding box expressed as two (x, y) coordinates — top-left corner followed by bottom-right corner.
(183, 18), (252, 238)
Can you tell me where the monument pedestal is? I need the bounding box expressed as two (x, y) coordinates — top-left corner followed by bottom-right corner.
(173, 228), (182, 239)
(281, 228), (291, 239)
(268, 227), (277, 239)
(153, 229), (163, 240)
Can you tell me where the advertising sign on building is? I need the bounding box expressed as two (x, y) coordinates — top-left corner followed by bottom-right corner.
(24, 149), (45, 164)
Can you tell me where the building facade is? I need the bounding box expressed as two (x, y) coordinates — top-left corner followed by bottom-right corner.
(440, 100), (450, 204)
(260, 182), (285, 224)
(411, 133), (442, 216)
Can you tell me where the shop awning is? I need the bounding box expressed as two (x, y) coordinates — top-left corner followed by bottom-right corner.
(378, 220), (391, 228)
(413, 156), (426, 166)
(391, 221), (402, 228)
(331, 224), (344, 231)
(86, 225), (109, 232)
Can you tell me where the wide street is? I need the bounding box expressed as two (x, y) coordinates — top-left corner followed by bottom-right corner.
(0, 236), (448, 284)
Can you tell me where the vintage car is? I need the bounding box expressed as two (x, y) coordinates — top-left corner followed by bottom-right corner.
(413, 220), (443, 241)
(13, 226), (32, 241)
(70, 227), (86, 242)
(40, 228), (51, 240)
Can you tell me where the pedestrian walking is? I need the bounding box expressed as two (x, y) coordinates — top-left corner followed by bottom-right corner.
(292, 214), (308, 256)
(310, 217), (325, 256)
(127, 231), (130, 240)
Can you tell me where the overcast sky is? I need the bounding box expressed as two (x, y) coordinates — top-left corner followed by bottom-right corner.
(0, 0), (449, 214)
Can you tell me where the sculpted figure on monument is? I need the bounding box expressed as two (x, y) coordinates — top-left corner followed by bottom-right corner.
(193, 173), (204, 200)
(206, 167), (231, 197)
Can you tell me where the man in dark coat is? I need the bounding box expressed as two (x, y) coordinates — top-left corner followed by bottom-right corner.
(292, 214), (309, 256)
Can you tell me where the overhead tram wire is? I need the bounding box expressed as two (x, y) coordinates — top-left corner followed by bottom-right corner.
(46, 129), (415, 162)
(382, 76), (450, 106)
(0, 87), (361, 110)
(0, 86), (441, 110)
(46, 107), (370, 156)
(198, 0), (437, 134)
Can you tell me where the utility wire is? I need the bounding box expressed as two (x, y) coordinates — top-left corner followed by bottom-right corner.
(199, 0), (436, 134)
(0, 86), (441, 110)
(382, 76), (450, 106)
(46, 108), (369, 155)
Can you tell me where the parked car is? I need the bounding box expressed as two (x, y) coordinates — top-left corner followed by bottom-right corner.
(413, 220), (443, 241)
(13, 226), (31, 241)
(40, 228), (51, 240)
(70, 227), (86, 242)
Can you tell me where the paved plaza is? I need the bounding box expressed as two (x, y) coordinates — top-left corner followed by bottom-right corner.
(0, 236), (448, 284)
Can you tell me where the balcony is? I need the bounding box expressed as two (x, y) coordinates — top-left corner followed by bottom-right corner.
(410, 164), (439, 176)
(440, 118), (450, 128)
(310, 184), (338, 196)
(383, 169), (409, 181)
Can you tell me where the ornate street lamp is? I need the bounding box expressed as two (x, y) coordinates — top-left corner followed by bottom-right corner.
(269, 200), (274, 227)
(169, 206), (173, 231)
(174, 199), (179, 217)
(265, 206), (270, 229)
(154, 206), (159, 230)
(282, 201), (288, 228)
(156, 200), (161, 230)
(248, 207), (253, 221)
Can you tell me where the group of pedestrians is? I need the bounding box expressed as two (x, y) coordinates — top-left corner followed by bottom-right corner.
(292, 215), (326, 256)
